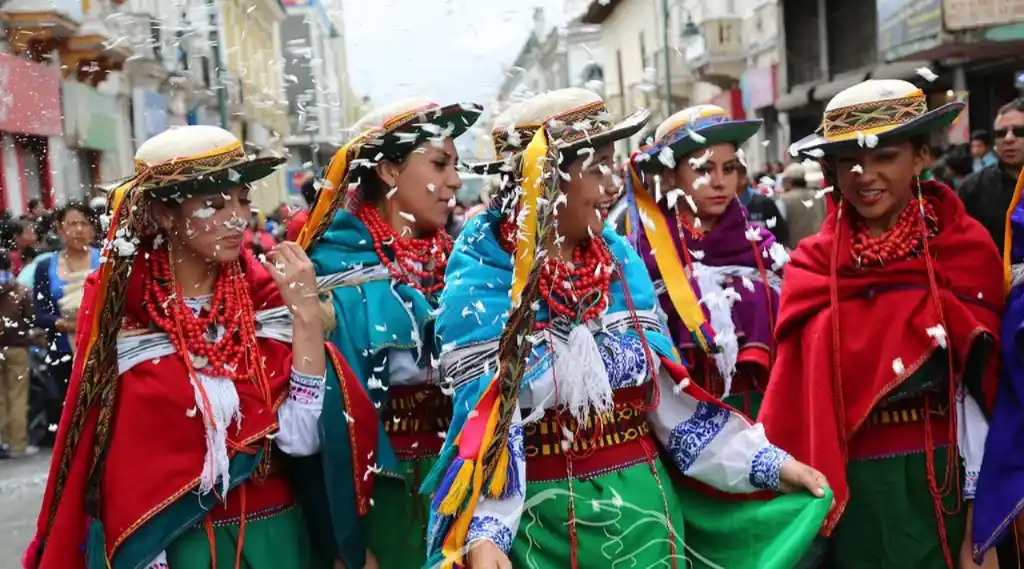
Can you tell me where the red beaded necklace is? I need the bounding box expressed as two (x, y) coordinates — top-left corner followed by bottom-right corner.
(850, 200), (937, 268)
(143, 247), (256, 382)
(354, 203), (452, 296)
(500, 220), (614, 323)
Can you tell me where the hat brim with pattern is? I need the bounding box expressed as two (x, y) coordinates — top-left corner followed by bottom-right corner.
(105, 153), (286, 199)
(635, 119), (763, 174)
(356, 102), (483, 162)
(789, 101), (964, 157)
(470, 108), (652, 175)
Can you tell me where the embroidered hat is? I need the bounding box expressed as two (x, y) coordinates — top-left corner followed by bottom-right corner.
(634, 104), (762, 173)
(103, 126), (285, 198)
(789, 79), (964, 157)
(296, 97), (483, 250)
(471, 87), (650, 175)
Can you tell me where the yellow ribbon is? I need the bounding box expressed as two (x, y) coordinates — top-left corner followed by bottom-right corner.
(627, 163), (711, 351)
(296, 139), (356, 250)
(1003, 168), (1024, 294)
(509, 126), (548, 308)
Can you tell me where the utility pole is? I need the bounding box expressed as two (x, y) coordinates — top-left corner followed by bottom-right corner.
(207, 0), (229, 129)
(662, 0), (672, 119)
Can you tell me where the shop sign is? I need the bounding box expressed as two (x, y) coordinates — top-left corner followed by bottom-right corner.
(741, 65), (778, 112)
(944, 0), (1024, 31)
(62, 80), (121, 154)
(877, 0), (944, 61)
(0, 54), (62, 137)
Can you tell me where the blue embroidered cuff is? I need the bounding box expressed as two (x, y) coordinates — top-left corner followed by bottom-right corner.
(964, 469), (979, 500)
(749, 444), (791, 492)
(467, 516), (515, 556)
(289, 368), (325, 407)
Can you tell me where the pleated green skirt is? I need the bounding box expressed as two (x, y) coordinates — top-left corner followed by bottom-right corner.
(366, 455), (438, 569)
(826, 446), (967, 569)
(165, 506), (329, 569)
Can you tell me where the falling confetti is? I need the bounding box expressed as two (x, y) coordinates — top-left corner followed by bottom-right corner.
(916, 67), (938, 82)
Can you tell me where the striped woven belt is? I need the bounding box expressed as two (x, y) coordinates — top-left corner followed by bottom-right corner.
(523, 385), (651, 459)
(868, 397), (948, 427)
(383, 384), (451, 460)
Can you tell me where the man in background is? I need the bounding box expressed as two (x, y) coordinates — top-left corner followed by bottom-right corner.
(739, 165), (790, 246)
(960, 98), (1024, 251)
(0, 249), (36, 459)
(971, 130), (999, 173)
(778, 163), (826, 249)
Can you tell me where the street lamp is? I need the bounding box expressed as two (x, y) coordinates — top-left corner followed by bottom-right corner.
(681, 15), (700, 38)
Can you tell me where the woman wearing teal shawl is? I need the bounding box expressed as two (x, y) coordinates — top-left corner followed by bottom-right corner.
(424, 88), (833, 569)
(294, 98), (483, 569)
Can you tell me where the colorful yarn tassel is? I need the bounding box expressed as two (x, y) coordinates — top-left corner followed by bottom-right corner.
(85, 517), (108, 569)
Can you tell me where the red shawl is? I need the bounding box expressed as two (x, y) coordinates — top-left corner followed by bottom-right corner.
(28, 248), (295, 569)
(759, 181), (1004, 533)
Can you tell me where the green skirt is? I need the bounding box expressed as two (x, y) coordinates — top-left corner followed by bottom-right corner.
(723, 391), (764, 421)
(511, 457), (830, 568)
(165, 505), (328, 569)
(366, 455), (438, 569)
(827, 446), (967, 568)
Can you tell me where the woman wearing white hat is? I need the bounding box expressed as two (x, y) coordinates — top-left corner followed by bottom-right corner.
(626, 104), (787, 420)
(24, 125), (334, 569)
(293, 98), (482, 569)
(424, 88), (831, 569)
(759, 79), (1003, 568)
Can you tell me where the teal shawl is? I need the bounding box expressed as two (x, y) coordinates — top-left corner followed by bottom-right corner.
(298, 209), (438, 569)
(422, 209), (678, 562)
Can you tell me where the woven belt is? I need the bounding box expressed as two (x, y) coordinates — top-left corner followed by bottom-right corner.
(868, 398), (948, 426)
(383, 384), (451, 460)
(523, 385), (654, 482)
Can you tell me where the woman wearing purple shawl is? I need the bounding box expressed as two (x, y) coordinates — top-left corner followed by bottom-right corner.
(972, 171), (1024, 564)
(627, 105), (789, 418)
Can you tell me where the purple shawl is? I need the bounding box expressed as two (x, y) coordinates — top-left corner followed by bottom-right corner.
(973, 200), (1024, 559)
(637, 197), (780, 357)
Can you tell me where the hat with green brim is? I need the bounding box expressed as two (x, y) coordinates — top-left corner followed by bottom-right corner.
(469, 87), (650, 175)
(633, 105), (762, 173)
(106, 125), (285, 199)
(788, 79), (964, 157)
(350, 98), (483, 163)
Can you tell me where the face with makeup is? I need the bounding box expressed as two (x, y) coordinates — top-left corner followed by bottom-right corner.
(661, 142), (741, 224)
(833, 141), (928, 227)
(151, 185), (252, 263)
(375, 136), (462, 236)
(557, 142), (618, 245)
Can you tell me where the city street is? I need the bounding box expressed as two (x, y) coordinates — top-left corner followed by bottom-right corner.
(0, 452), (50, 569)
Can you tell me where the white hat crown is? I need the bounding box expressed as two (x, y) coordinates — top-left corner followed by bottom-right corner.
(826, 79), (920, 112)
(492, 88), (604, 132)
(654, 104), (730, 141)
(353, 97), (439, 132)
(135, 125), (240, 165)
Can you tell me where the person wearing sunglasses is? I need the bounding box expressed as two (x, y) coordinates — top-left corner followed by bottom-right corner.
(959, 98), (1024, 251)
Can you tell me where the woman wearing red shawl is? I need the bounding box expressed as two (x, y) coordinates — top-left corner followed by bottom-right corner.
(22, 125), (338, 569)
(628, 105), (789, 419)
(759, 79), (1004, 568)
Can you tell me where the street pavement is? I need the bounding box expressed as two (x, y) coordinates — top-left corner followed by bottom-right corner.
(0, 451), (50, 569)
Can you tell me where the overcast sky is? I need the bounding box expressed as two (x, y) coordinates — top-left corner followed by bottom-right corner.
(339, 0), (566, 109)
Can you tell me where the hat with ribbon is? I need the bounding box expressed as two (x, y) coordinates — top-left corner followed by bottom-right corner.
(470, 87), (650, 175)
(117, 125), (285, 198)
(633, 104), (762, 174)
(789, 79), (964, 157)
(296, 97), (483, 250)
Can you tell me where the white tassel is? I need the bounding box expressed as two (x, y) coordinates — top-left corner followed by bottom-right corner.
(554, 324), (613, 423)
(693, 264), (740, 398)
(192, 372), (242, 497)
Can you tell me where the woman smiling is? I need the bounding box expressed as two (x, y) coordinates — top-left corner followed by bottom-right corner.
(759, 79), (1003, 569)
(425, 88), (831, 569)
(294, 98), (482, 569)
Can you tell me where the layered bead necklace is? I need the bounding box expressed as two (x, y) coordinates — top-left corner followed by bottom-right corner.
(850, 200), (937, 268)
(500, 220), (614, 323)
(143, 247), (257, 382)
(355, 203), (452, 296)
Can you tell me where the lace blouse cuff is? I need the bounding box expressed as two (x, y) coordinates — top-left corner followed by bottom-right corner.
(749, 444), (792, 492)
(289, 368), (325, 408)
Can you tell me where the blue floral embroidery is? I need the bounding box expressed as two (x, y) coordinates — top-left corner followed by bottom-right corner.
(748, 445), (791, 492)
(666, 402), (730, 472)
(599, 333), (648, 388)
(468, 516), (515, 555)
(509, 424), (525, 463)
(964, 469), (979, 500)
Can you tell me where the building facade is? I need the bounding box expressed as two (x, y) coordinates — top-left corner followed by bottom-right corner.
(777, 0), (1024, 154)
